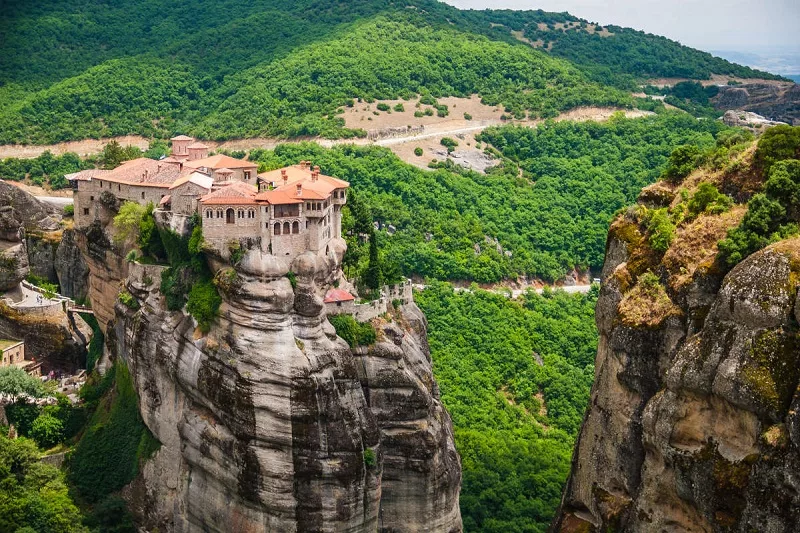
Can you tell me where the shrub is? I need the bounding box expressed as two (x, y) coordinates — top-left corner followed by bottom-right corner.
(228, 240), (244, 265)
(463, 112), (472, 120)
(687, 182), (733, 217)
(419, 94), (437, 106)
(30, 412), (64, 449)
(118, 290), (139, 310)
(363, 448), (376, 467)
(287, 271), (297, 289)
(663, 145), (702, 183)
(754, 125), (800, 175)
(414, 110), (424, 118)
(643, 208), (675, 253)
(423, 108), (434, 117)
(63, 204), (74, 216)
(414, 147), (423, 157)
(186, 280), (222, 333)
(440, 137), (458, 153)
(393, 103), (405, 112)
(328, 314), (377, 348)
(435, 104), (449, 117)
(376, 103), (390, 112)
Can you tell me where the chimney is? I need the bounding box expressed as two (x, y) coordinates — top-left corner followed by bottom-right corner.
(312, 171), (319, 182)
(281, 169), (288, 185)
(296, 184), (302, 196)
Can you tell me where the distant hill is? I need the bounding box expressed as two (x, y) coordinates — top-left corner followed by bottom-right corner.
(0, 0), (784, 144)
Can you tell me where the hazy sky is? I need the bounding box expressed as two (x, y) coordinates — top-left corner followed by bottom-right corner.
(443, 0), (799, 52)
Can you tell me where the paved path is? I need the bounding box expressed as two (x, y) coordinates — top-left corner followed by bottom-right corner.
(36, 196), (73, 208)
(15, 283), (60, 308)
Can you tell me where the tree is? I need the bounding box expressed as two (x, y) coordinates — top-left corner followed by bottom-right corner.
(31, 412), (65, 449)
(664, 144), (701, 183)
(0, 433), (88, 532)
(112, 201), (147, 246)
(364, 232), (382, 291)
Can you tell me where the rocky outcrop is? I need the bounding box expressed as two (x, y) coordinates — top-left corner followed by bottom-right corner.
(721, 110), (787, 131)
(110, 245), (461, 532)
(0, 241), (29, 292)
(713, 82), (800, 126)
(553, 228), (800, 532)
(54, 228), (89, 301)
(0, 180), (59, 238)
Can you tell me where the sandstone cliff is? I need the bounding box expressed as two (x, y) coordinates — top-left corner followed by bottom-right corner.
(553, 161), (800, 532)
(73, 204), (462, 531)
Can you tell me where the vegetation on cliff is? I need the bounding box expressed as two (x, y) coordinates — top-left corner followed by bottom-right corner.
(417, 283), (597, 532)
(68, 362), (160, 503)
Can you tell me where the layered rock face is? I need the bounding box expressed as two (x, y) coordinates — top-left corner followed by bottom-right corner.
(553, 233), (800, 532)
(112, 246), (461, 532)
(713, 82), (800, 126)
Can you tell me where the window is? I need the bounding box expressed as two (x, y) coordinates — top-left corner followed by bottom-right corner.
(292, 221), (299, 234)
(83, 208), (89, 216)
(118, 184), (121, 191)
(216, 210), (222, 219)
(283, 221), (290, 234)
(141, 192), (145, 200)
(90, 196), (94, 201)
(226, 208), (235, 224)
(274, 222), (281, 235)
(248, 209), (255, 219)
(244, 171), (251, 180)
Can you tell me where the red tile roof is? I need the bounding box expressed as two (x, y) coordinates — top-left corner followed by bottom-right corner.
(170, 135), (194, 141)
(184, 154), (257, 170)
(187, 142), (209, 149)
(199, 181), (258, 206)
(323, 289), (355, 303)
(93, 158), (180, 188)
(258, 164), (349, 189)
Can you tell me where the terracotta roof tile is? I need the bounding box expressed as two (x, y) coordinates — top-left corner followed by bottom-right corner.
(323, 289), (355, 303)
(184, 154), (257, 170)
(187, 142), (209, 149)
(95, 158), (180, 188)
(199, 181), (257, 206)
(170, 135), (194, 141)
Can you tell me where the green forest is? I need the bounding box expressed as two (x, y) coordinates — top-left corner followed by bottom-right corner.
(417, 283), (598, 532)
(0, 0), (780, 144)
(249, 112), (729, 282)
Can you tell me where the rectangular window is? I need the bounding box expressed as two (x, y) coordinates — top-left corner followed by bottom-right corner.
(244, 171), (251, 180)
(83, 208), (89, 215)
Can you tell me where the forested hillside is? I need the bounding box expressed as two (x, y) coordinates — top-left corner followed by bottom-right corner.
(0, 0), (780, 144)
(249, 113), (729, 281)
(417, 284), (598, 532)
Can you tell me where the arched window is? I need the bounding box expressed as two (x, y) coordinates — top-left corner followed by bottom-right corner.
(292, 221), (299, 234)
(216, 209), (222, 219)
(249, 209), (255, 219)
(274, 222), (281, 235)
(205, 210), (211, 218)
(141, 192), (145, 200)
(226, 208), (235, 224)
(283, 221), (290, 234)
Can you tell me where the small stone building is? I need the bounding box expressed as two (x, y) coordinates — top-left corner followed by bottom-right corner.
(0, 339), (24, 367)
(323, 288), (356, 314)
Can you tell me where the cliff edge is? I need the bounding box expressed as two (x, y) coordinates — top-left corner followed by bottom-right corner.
(554, 135), (800, 532)
(80, 222), (461, 531)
